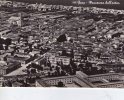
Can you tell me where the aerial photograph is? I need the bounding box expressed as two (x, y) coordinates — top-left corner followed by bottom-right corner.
(0, 0), (124, 88)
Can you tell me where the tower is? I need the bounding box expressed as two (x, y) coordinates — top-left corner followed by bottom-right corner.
(18, 12), (23, 27)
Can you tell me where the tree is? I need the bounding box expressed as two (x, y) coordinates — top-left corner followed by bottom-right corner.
(0, 38), (4, 44)
(57, 34), (67, 42)
(5, 45), (8, 50)
(85, 61), (92, 69)
(3, 55), (7, 61)
(69, 38), (73, 43)
(47, 60), (51, 67)
(11, 50), (15, 56)
(87, 48), (93, 55)
(48, 72), (51, 77)
(60, 60), (64, 70)
(62, 50), (68, 56)
(31, 63), (43, 71)
(57, 81), (65, 87)
(2, 82), (5, 87)
(13, 46), (19, 52)
(7, 80), (12, 87)
(78, 64), (84, 70)
(4, 38), (12, 46)
(27, 77), (36, 83)
(27, 69), (30, 74)
(56, 66), (60, 72)
(31, 69), (36, 74)
(50, 67), (53, 71)
(61, 70), (66, 76)
(70, 49), (74, 58)
(54, 71), (58, 77)
(70, 59), (77, 71)
(0, 44), (4, 50)
(96, 52), (101, 59)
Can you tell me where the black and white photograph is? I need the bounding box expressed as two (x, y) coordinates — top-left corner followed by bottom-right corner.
(0, 0), (124, 88)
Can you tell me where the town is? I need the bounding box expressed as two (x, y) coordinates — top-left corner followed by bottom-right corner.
(0, 0), (124, 87)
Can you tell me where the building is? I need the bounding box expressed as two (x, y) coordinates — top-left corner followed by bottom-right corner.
(48, 56), (70, 66)
(0, 76), (4, 87)
(35, 71), (94, 87)
(0, 61), (7, 75)
(6, 55), (31, 65)
(36, 71), (124, 88)
(0, 61), (21, 75)
(0, 66), (7, 76)
(5, 62), (21, 74)
(7, 12), (30, 27)
(8, 16), (22, 27)
(36, 75), (93, 87)
(86, 73), (124, 88)
(0, 29), (11, 37)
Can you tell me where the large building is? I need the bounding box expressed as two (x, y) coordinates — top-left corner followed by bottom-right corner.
(35, 71), (94, 87)
(0, 61), (21, 75)
(36, 71), (124, 88)
(36, 75), (94, 87)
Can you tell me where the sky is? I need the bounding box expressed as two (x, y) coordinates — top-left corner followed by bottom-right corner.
(1, 88), (124, 100)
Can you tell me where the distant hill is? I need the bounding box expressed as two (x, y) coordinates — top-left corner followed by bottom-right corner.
(8, 0), (124, 10)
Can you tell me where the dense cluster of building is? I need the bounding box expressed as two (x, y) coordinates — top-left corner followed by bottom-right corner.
(0, 0), (124, 87)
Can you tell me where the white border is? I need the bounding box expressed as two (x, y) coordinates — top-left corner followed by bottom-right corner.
(0, 88), (124, 100)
